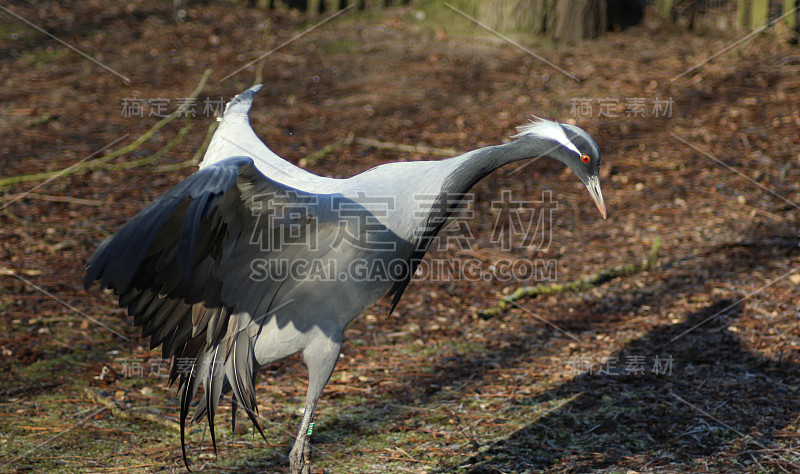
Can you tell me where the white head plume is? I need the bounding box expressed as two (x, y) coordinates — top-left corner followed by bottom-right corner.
(514, 117), (581, 156)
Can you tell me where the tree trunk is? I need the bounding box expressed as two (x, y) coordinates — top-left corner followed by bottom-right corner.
(476, 0), (553, 35)
(750, 0), (769, 29)
(473, 0), (607, 41)
(552, 0), (607, 42)
(785, 0), (798, 30)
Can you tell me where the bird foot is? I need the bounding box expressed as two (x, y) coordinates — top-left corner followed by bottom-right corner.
(289, 440), (312, 474)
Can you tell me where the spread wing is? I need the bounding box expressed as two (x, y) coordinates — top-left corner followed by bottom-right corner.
(85, 155), (386, 462)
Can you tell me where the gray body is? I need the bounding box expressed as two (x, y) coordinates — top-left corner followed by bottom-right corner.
(84, 85), (605, 472)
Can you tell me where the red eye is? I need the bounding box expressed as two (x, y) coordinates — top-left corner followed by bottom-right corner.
(581, 154), (590, 163)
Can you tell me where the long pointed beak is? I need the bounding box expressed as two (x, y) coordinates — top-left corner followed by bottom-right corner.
(585, 176), (607, 220)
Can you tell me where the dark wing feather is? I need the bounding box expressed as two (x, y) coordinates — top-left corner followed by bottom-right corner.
(85, 156), (390, 467)
(85, 159), (245, 290)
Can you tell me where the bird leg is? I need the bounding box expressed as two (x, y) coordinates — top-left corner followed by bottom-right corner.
(289, 401), (316, 474)
(289, 335), (342, 474)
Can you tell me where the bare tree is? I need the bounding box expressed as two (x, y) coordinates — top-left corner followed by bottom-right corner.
(474, 0), (609, 42)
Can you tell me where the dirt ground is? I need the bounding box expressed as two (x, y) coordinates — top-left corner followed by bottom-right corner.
(1, 1), (799, 472)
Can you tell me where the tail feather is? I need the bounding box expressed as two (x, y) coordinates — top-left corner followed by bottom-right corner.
(178, 351), (204, 470)
(204, 345), (225, 454)
(225, 328), (267, 443)
(230, 397), (239, 437)
(178, 314), (265, 465)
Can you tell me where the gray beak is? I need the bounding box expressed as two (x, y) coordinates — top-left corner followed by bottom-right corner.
(585, 176), (606, 220)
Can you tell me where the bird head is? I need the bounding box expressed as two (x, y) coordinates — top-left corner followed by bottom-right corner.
(515, 119), (606, 219)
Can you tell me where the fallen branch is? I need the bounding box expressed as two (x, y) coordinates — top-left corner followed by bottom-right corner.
(252, 20), (272, 87)
(299, 132), (354, 167)
(0, 193), (103, 206)
(355, 137), (461, 157)
(0, 267), (44, 276)
(479, 239), (662, 318)
(107, 123), (193, 171)
(156, 119), (218, 172)
(0, 69), (212, 190)
(84, 388), (181, 432)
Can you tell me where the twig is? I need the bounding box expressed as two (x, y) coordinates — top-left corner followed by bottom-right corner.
(84, 388), (181, 432)
(0, 192), (103, 206)
(107, 123), (193, 171)
(253, 20), (271, 87)
(156, 120), (218, 172)
(479, 239), (662, 318)
(385, 448), (433, 464)
(0, 69), (212, 190)
(27, 111), (56, 128)
(0, 267), (44, 276)
(299, 132), (354, 167)
(355, 137), (461, 157)
(443, 406), (481, 451)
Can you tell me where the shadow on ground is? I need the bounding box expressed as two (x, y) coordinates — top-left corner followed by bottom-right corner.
(215, 225), (799, 471)
(456, 297), (799, 471)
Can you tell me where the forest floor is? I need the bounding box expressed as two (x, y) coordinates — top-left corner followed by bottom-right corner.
(1, 1), (799, 472)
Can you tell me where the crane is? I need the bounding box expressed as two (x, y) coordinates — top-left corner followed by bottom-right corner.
(85, 84), (606, 472)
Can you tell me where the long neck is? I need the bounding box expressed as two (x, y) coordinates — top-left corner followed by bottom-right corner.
(441, 135), (557, 195)
(412, 135), (557, 244)
(383, 135), (559, 311)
